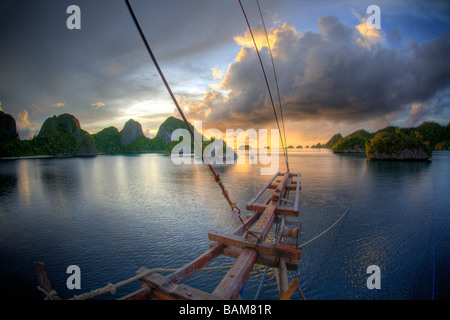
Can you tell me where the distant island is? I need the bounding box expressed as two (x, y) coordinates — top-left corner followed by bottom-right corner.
(0, 111), (232, 158)
(1, 109), (448, 162)
(319, 122), (450, 161)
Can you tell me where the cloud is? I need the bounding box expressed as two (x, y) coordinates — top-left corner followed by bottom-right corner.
(211, 66), (225, 80)
(16, 109), (35, 139)
(233, 25), (277, 50)
(407, 103), (430, 127)
(353, 11), (385, 48)
(16, 109), (30, 128)
(92, 102), (105, 109)
(143, 128), (155, 138)
(108, 60), (124, 75)
(183, 16), (450, 132)
(52, 102), (65, 108)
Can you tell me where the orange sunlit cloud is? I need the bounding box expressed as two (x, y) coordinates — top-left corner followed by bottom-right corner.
(354, 11), (385, 48)
(52, 102), (66, 108)
(16, 109), (30, 128)
(92, 102), (105, 109)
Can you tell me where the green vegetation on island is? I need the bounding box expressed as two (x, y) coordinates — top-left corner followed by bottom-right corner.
(286, 121), (448, 161)
(332, 129), (372, 153)
(1, 109), (448, 162)
(311, 142), (324, 148)
(328, 121), (449, 161)
(0, 111), (237, 159)
(0, 111), (178, 157)
(1, 112), (97, 157)
(366, 129), (432, 161)
(324, 133), (342, 149)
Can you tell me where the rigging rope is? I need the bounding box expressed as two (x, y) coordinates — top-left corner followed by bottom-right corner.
(71, 265), (233, 300)
(238, 0), (289, 172)
(124, 0), (246, 222)
(298, 170), (365, 248)
(255, 0), (289, 171)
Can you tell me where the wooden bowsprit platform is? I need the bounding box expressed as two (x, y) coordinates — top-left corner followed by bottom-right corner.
(34, 171), (303, 300)
(130, 170), (302, 300)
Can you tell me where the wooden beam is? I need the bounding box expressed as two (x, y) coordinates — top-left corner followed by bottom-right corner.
(280, 278), (300, 300)
(246, 171), (279, 207)
(276, 258), (289, 298)
(165, 244), (224, 285)
(267, 183), (299, 190)
(212, 248), (258, 300)
(293, 172), (301, 214)
(209, 243), (300, 270)
(119, 286), (152, 300)
(272, 172), (290, 202)
(137, 269), (224, 300)
(251, 200), (279, 242)
(212, 172), (293, 299)
(277, 216), (286, 245)
(247, 203), (298, 217)
(208, 231), (302, 261)
(163, 211), (261, 286)
(34, 262), (53, 299)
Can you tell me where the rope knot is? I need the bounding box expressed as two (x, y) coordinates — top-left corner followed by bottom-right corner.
(231, 203), (240, 219)
(107, 283), (117, 295)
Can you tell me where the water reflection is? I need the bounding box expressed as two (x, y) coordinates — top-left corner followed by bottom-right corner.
(0, 150), (448, 299)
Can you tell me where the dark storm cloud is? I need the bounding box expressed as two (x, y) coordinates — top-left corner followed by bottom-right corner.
(0, 0), (243, 132)
(1, 0), (448, 137)
(190, 15), (450, 130)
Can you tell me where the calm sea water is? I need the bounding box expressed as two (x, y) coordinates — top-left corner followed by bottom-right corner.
(0, 149), (449, 300)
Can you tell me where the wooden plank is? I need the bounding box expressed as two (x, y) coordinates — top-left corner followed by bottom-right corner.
(211, 172), (294, 300)
(253, 200), (278, 242)
(34, 262), (52, 294)
(267, 183), (299, 190)
(212, 248), (258, 300)
(119, 286), (152, 300)
(276, 258), (289, 298)
(209, 243), (299, 270)
(246, 171), (279, 207)
(165, 244), (223, 285)
(272, 172), (290, 202)
(247, 203), (298, 217)
(208, 230), (302, 260)
(213, 185), (284, 299)
(163, 212), (261, 286)
(137, 269), (224, 300)
(277, 172), (297, 177)
(277, 215), (286, 244)
(280, 278), (300, 300)
(293, 172), (301, 214)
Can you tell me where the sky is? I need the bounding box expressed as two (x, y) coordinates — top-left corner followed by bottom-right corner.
(0, 0), (449, 147)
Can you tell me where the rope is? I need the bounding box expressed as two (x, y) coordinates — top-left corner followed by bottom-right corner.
(237, 0), (289, 171)
(297, 198), (354, 248)
(298, 170), (365, 248)
(71, 265), (232, 300)
(255, 0), (289, 172)
(124, 0), (241, 221)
